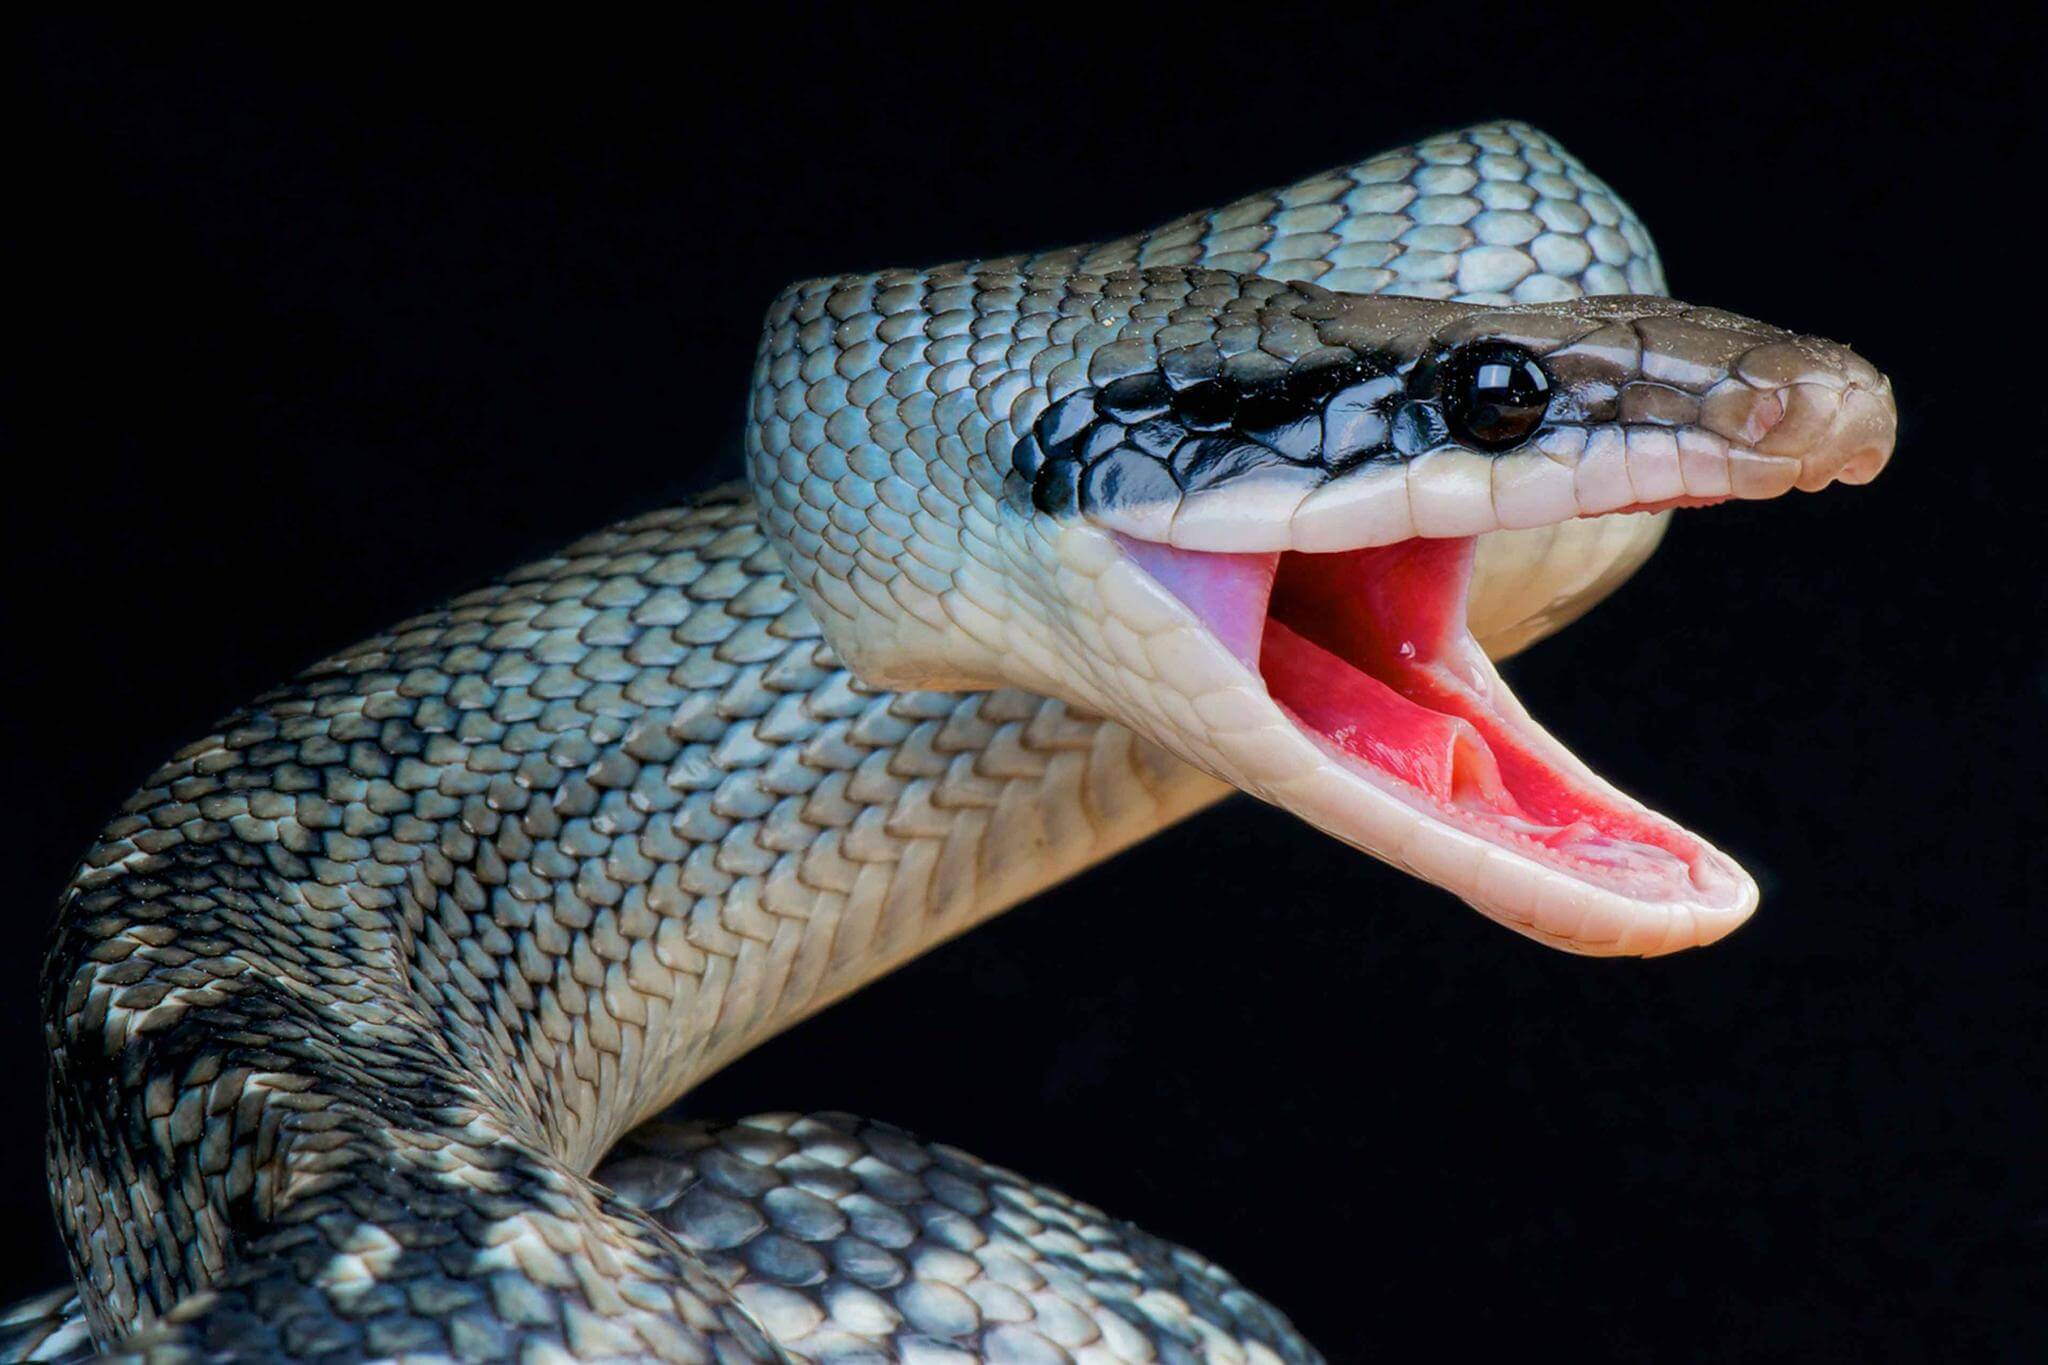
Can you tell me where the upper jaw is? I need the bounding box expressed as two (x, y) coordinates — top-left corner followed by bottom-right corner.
(1073, 384), (1897, 556)
(1054, 298), (1897, 557)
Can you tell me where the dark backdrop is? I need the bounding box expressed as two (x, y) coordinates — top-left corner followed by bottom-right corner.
(10, 12), (2044, 1362)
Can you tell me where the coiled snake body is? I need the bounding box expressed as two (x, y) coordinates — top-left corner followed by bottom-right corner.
(7, 123), (1895, 1362)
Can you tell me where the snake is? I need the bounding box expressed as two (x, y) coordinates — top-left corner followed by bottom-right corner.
(0, 121), (1895, 1363)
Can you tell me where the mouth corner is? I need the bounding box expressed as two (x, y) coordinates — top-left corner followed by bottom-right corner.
(1111, 526), (1759, 956)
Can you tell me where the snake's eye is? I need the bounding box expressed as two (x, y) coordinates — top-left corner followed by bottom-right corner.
(1441, 342), (1551, 453)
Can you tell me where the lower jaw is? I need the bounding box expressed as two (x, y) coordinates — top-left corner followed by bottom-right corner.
(1119, 531), (1744, 919)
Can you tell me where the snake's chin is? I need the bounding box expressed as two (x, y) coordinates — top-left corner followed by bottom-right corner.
(1117, 528), (1756, 955)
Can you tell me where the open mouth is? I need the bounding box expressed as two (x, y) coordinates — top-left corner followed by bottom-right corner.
(1117, 530), (1753, 948)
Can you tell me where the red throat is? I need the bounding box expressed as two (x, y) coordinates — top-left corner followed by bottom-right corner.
(1119, 534), (1714, 902)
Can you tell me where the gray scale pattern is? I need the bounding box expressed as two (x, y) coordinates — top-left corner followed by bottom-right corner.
(601, 1112), (1318, 1364)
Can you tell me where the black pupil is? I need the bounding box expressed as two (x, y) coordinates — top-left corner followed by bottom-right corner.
(1444, 342), (1551, 452)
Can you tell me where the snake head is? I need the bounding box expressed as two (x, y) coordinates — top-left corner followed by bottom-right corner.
(1011, 288), (1893, 548)
(748, 268), (1894, 956)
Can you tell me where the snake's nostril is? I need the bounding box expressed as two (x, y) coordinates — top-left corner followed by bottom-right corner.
(1701, 383), (1787, 446)
(1756, 383), (1843, 458)
(1744, 390), (1786, 445)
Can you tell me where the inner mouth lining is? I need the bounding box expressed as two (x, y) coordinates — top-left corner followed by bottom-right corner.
(1120, 532), (1713, 901)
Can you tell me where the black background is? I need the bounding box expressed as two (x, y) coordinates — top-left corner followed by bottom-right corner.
(10, 11), (2045, 1362)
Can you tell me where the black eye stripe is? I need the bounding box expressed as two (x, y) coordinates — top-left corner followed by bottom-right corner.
(1016, 348), (1410, 515)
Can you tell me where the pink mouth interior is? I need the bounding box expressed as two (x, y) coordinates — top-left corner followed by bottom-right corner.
(1120, 535), (1712, 900)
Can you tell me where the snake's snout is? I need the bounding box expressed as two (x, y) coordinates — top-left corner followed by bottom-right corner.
(1697, 339), (1897, 497)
